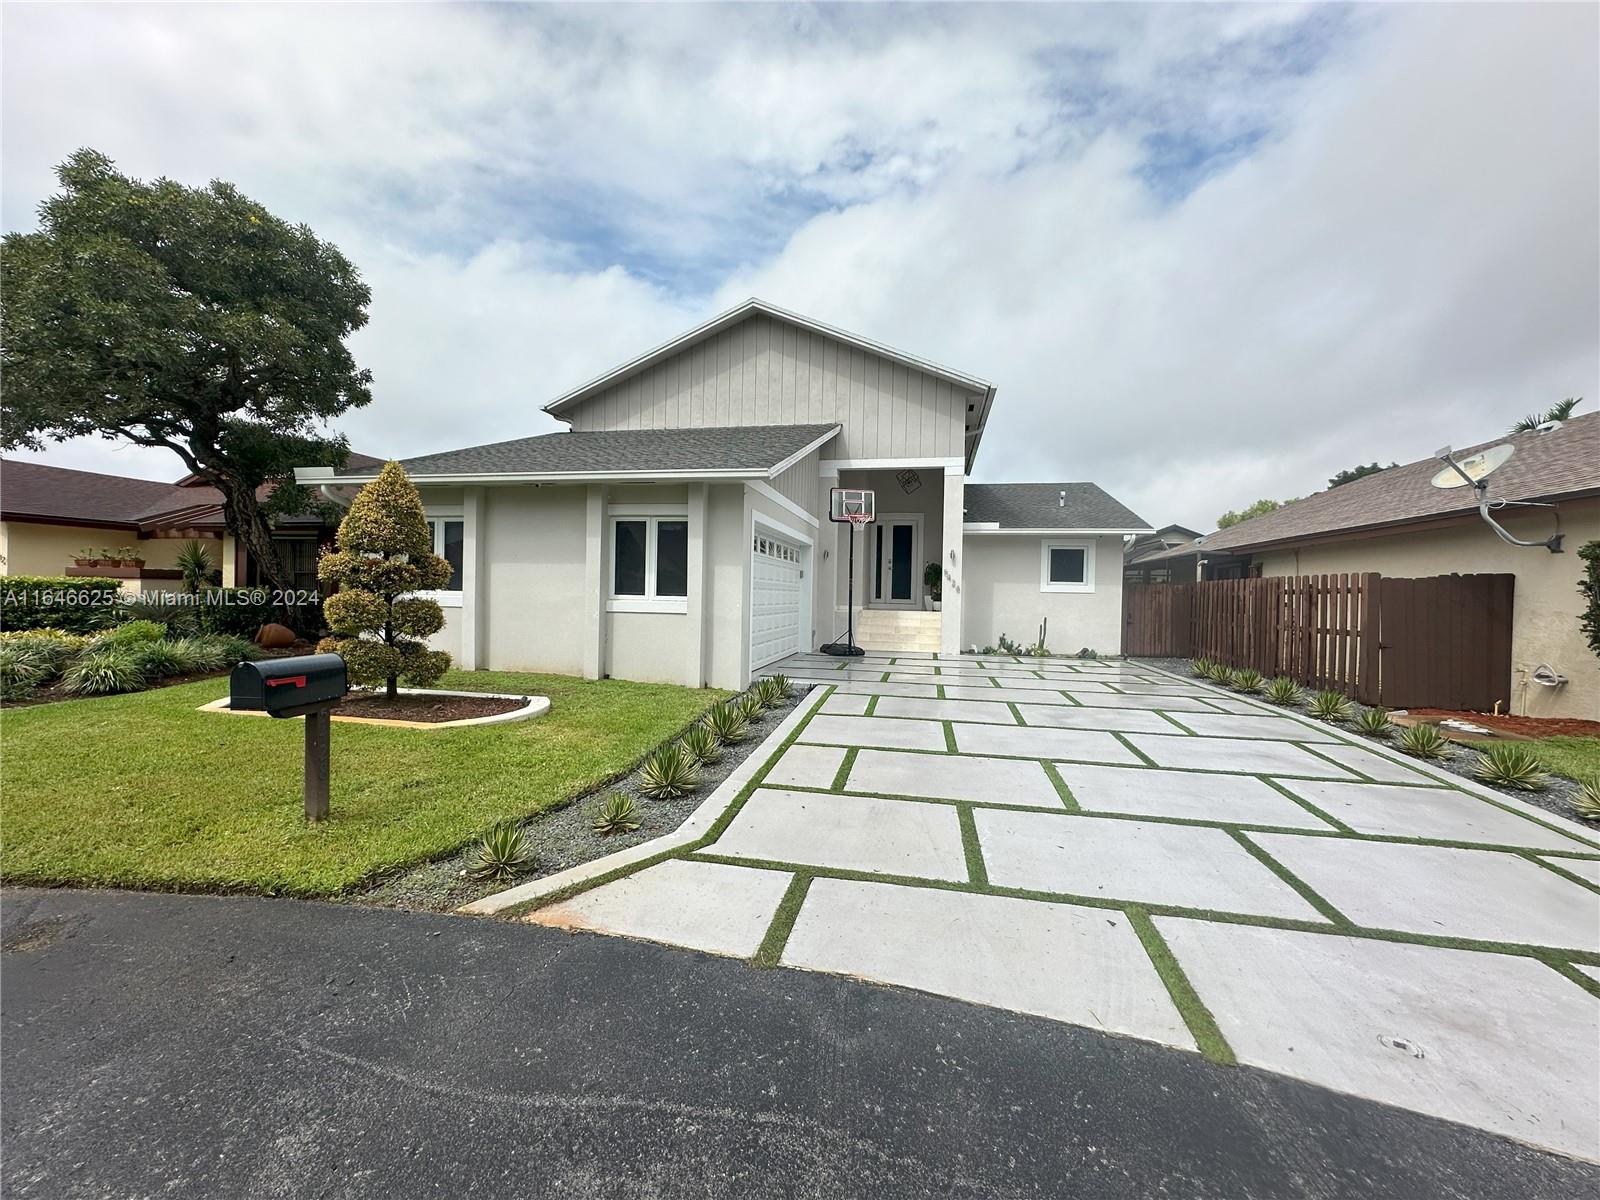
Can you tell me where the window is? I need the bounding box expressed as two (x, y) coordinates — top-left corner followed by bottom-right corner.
(423, 515), (465, 605)
(1041, 540), (1094, 593)
(610, 516), (688, 612)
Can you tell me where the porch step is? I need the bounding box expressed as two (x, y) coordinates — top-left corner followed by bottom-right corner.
(852, 608), (943, 653)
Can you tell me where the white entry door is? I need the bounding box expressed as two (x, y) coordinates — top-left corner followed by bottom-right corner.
(872, 516), (920, 607)
(750, 530), (806, 668)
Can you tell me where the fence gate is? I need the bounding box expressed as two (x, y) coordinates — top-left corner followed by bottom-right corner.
(1122, 573), (1514, 711)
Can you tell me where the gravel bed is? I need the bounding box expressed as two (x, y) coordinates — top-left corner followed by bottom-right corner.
(349, 686), (809, 912)
(1129, 658), (1598, 830)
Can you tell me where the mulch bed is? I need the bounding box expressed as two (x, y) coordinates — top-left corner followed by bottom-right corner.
(1402, 709), (1600, 739)
(336, 692), (526, 723)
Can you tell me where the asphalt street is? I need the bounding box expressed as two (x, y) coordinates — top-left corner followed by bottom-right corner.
(3, 887), (1594, 1199)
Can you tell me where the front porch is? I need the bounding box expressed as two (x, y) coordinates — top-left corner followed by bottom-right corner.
(827, 464), (964, 655)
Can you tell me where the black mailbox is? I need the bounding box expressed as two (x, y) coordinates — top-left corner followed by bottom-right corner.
(230, 653), (347, 717)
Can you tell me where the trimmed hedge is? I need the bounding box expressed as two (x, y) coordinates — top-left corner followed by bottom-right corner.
(0, 576), (123, 633)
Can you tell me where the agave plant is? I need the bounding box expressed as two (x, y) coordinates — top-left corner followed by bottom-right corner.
(1397, 722), (1448, 759)
(1190, 658), (1215, 678)
(639, 743), (702, 799)
(704, 700), (750, 745)
(1352, 706), (1395, 739)
(1264, 677), (1301, 706)
(1231, 668), (1264, 694)
(62, 647), (150, 696)
(467, 822), (535, 881)
(765, 674), (795, 700)
(1204, 662), (1233, 685)
(591, 792), (641, 836)
(754, 677), (787, 708)
(1472, 743), (1550, 791)
(1573, 778), (1600, 821)
(734, 690), (766, 723)
(679, 721), (723, 766)
(1307, 690), (1353, 722)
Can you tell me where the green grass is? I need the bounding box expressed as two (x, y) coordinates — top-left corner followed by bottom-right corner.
(1523, 736), (1600, 784)
(0, 668), (727, 896)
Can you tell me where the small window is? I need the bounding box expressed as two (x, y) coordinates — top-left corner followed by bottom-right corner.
(656, 520), (688, 597)
(614, 520), (648, 596)
(422, 515), (466, 604)
(610, 515), (689, 611)
(1041, 540), (1094, 593)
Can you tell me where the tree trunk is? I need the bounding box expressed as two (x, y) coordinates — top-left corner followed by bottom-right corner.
(218, 480), (293, 623)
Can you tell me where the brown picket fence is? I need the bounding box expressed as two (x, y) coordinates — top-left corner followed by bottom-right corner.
(1122, 573), (1514, 710)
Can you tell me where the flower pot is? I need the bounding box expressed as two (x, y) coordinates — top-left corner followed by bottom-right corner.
(72, 557), (93, 567)
(932, 601), (942, 611)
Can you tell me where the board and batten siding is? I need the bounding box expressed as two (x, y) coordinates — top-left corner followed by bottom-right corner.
(770, 448), (823, 512)
(565, 313), (973, 461)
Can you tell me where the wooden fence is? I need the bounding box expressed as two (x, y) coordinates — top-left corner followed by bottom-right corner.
(1122, 573), (1514, 710)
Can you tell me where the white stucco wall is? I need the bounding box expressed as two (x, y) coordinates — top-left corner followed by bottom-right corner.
(1252, 498), (1600, 719)
(476, 484), (588, 675)
(961, 534), (1126, 655)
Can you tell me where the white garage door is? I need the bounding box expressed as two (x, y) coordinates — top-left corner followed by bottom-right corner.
(750, 530), (805, 668)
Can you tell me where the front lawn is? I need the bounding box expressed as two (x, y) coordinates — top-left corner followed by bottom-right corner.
(1526, 735), (1600, 784)
(0, 669), (726, 895)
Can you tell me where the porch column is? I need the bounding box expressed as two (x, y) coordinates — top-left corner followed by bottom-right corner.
(583, 483), (609, 680)
(461, 486), (485, 669)
(685, 482), (708, 687)
(941, 466), (965, 655)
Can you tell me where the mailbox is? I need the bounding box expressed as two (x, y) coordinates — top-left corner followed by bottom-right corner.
(230, 653), (347, 717)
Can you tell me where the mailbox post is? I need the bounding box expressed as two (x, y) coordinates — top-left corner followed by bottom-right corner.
(229, 654), (348, 822)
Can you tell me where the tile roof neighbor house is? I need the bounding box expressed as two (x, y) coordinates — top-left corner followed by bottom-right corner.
(0, 453), (384, 595)
(1177, 412), (1600, 719)
(297, 298), (1151, 687)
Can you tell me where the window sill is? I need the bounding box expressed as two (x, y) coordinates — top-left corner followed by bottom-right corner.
(416, 591), (463, 608)
(607, 597), (689, 614)
(1040, 583), (1094, 595)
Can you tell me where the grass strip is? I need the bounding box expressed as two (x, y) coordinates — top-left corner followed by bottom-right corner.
(1227, 830), (1352, 927)
(1043, 762), (1080, 812)
(1110, 731), (1158, 767)
(957, 804), (989, 886)
(864, 694), (879, 716)
(1519, 852), (1600, 896)
(752, 872), (814, 968)
(1260, 777), (1358, 834)
(943, 722), (959, 754)
(1126, 907), (1236, 1066)
(1154, 710), (1196, 734)
(831, 747), (859, 792)
(1548, 959), (1600, 999)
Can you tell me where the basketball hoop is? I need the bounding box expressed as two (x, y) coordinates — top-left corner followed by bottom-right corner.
(823, 487), (876, 657)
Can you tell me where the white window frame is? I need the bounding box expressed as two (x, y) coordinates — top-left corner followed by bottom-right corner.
(608, 512), (689, 614)
(1040, 539), (1094, 593)
(422, 508), (464, 608)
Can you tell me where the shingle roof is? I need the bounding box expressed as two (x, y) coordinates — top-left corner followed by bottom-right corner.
(963, 483), (1151, 531)
(0, 459), (194, 527)
(1201, 411), (1600, 553)
(365, 424), (841, 479)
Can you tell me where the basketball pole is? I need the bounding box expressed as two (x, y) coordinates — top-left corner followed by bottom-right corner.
(822, 511), (867, 657)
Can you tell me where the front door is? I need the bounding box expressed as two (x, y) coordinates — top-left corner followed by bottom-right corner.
(872, 517), (920, 607)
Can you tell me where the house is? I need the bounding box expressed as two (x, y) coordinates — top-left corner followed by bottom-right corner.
(1123, 523), (1206, 584)
(295, 299), (1151, 688)
(0, 454), (383, 593)
(1184, 412), (1599, 718)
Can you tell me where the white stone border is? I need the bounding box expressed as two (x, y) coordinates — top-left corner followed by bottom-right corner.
(458, 683), (831, 915)
(1138, 661), (1600, 850)
(197, 688), (550, 730)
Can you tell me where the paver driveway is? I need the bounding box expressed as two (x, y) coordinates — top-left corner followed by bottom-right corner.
(499, 653), (1600, 1160)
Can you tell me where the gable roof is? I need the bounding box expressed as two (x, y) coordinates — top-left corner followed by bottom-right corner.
(963, 483), (1151, 533)
(297, 424), (842, 485)
(1201, 411), (1600, 554)
(541, 298), (994, 421)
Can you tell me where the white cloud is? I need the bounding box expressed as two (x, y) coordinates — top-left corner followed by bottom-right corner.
(2, 3), (1594, 530)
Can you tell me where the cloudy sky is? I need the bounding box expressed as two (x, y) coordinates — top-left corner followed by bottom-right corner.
(3, 2), (1596, 529)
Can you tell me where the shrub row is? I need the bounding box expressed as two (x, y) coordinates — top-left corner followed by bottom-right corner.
(0, 626), (261, 702)
(1, 576), (320, 639)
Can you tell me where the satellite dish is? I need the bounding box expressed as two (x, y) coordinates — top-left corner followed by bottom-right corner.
(1431, 443), (1515, 489)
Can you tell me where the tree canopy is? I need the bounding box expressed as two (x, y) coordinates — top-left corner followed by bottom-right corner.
(1216, 498), (1283, 529)
(1327, 462), (1396, 488)
(0, 149), (373, 600)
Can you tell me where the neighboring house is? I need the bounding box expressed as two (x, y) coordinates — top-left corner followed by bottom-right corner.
(1124, 523), (1206, 584)
(0, 454), (383, 593)
(296, 299), (1151, 688)
(1184, 412), (1600, 718)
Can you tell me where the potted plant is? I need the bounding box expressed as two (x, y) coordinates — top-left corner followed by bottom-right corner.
(923, 562), (943, 611)
(116, 545), (145, 568)
(73, 547), (98, 567)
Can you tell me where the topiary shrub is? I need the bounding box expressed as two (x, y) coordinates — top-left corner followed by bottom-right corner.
(316, 462), (452, 698)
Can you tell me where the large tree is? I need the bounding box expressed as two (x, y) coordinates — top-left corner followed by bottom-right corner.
(1, 149), (372, 596)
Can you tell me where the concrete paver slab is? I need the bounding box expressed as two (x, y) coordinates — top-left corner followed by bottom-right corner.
(820, 680), (941, 698)
(1013, 704), (1177, 734)
(783, 879), (1196, 1048)
(951, 723), (1141, 765)
(1303, 741), (1441, 784)
(848, 748), (1063, 808)
(763, 744), (847, 789)
(1547, 856), (1600, 886)
(711, 788), (968, 881)
(1167, 712), (1339, 742)
(1249, 834), (1600, 950)
(975, 810), (1328, 920)
(1127, 734), (1360, 778)
(872, 696), (1018, 724)
(529, 859), (792, 958)
(1155, 917), (1600, 1160)
(801, 714), (948, 752)
(1275, 778), (1588, 851)
(1066, 692), (1223, 713)
(942, 685), (1075, 705)
(1056, 763), (1337, 830)
(819, 691), (871, 715)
